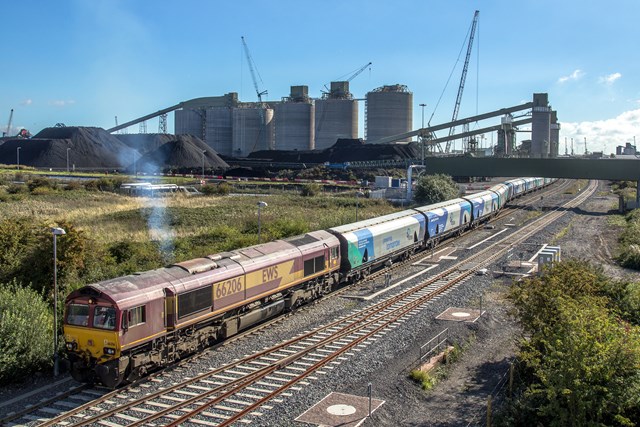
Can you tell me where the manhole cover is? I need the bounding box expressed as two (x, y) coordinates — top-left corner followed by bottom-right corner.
(451, 312), (471, 318)
(327, 404), (357, 416)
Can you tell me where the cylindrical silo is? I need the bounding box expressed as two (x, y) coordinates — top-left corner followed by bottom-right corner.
(175, 109), (205, 140)
(550, 110), (560, 158)
(274, 101), (315, 151)
(205, 107), (233, 156)
(531, 93), (551, 158)
(314, 99), (358, 150)
(232, 107), (274, 157)
(366, 85), (413, 143)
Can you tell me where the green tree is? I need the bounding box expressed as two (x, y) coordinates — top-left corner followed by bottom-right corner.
(413, 174), (460, 205)
(0, 218), (39, 285)
(0, 281), (54, 383)
(506, 260), (640, 426)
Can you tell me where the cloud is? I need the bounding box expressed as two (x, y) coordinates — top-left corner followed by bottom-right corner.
(20, 99), (32, 106)
(557, 69), (585, 84)
(599, 72), (622, 85)
(49, 100), (76, 107)
(560, 108), (640, 154)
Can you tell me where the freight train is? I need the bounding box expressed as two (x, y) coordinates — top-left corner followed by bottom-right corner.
(63, 177), (554, 387)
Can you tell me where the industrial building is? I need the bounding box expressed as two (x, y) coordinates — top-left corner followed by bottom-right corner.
(314, 82), (358, 150)
(365, 85), (413, 144)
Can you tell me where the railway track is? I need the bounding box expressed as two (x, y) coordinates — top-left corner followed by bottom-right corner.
(17, 180), (595, 426)
(0, 179), (572, 426)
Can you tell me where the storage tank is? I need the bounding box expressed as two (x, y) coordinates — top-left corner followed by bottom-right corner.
(175, 109), (205, 140)
(274, 86), (315, 151)
(232, 107), (274, 157)
(366, 85), (413, 143)
(205, 107), (233, 156)
(531, 93), (551, 158)
(314, 99), (358, 150)
(550, 110), (560, 158)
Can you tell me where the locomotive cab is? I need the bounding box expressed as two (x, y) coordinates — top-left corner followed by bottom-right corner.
(63, 289), (124, 387)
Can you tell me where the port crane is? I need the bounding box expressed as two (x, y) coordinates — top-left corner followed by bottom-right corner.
(241, 36), (267, 102)
(3, 109), (13, 137)
(446, 10), (479, 153)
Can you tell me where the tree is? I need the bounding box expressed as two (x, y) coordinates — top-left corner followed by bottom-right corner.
(0, 281), (54, 383)
(413, 174), (460, 205)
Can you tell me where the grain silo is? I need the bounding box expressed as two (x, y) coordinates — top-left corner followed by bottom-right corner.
(531, 93), (551, 158)
(174, 94), (238, 156)
(314, 81), (358, 150)
(274, 86), (315, 151)
(175, 109), (205, 140)
(232, 106), (274, 157)
(365, 84), (413, 143)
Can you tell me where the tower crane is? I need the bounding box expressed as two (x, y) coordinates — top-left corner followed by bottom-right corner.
(241, 36), (267, 102)
(3, 109), (13, 137)
(446, 10), (479, 153)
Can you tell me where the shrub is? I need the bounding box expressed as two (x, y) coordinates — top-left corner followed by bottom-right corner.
(0, 281), (54, 383)
(84, 176), (127, 192)
(6, 184), (27, 194)
(201, 182), (231, 196)
(301, 183), (321, 197)
(27, 177), (56, 192)
(64, 181), (83, 191)
(410, 369), (437, 391)
(31, 186), (54, 196)
(414, 174), (460, 204)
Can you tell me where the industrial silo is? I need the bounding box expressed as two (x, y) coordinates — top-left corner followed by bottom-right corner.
(274, 86), (315, 151)
(366, 84), (413, 143)
(205, 107), (233, 156)
(232, 106), (274, 157)
(314, 81), (358, 150)
(175, 109), (205, 140)
(531, 93), (551, 158)
(550, 110), (560, 158)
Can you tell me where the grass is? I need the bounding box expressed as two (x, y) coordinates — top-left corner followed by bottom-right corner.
(552, 222), (572, 244)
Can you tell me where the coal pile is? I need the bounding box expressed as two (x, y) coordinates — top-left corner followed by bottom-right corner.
(247, 138), (420, 164)
(134, 134), (228, 173)
(115, 133), (182, 156)
(0, 127), (139, 170)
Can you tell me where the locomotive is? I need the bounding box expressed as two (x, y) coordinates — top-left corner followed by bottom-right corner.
(63, 177), (553, 387)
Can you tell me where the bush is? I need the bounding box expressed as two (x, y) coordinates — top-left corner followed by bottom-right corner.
(414, 174), (460, 204)
(84, 176), (127, 192)
(64, 181), (83, 191)
(0, 281), (54, 383)
(301, 183), (321, 197)
(201, 182), (231, 196)
(6, 183), (27, 194)
(27, 176), (56, 192)
(410, 369), (437, 391)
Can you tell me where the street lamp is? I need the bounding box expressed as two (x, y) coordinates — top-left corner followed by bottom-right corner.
(201, 150), (207, 182)
(257, 201), (268, 243)
(51, 226), (66, 377)
(16, 146), (21, 170)
(419, 103), (427, 165)
(66, 147), (71, 174)
(355, 191), (365, 222)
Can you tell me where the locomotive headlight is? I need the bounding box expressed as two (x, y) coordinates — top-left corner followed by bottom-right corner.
(66, 342), (77, 351)
(103, 347), (116, 355)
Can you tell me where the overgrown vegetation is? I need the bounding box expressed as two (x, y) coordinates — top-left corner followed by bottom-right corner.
(413, 174), (460, 204)
(500, 260), (640, 426)
(0, 183), (399, 383)
(616, 209), (640, 270)
(409, 343), (464, 391)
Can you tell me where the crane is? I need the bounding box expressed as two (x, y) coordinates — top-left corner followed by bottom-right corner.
(322, 61), (372, 96)
(241, 36), (267, 102)
(3, 109), (13, 137)
(445, 10), (479, 153)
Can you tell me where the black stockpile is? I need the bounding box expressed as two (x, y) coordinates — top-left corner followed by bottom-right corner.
(130, 134), (229, 173)
(247, 138), (421, 164)
(0, 127), (139, 170)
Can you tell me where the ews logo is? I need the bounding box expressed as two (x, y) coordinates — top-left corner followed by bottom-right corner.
(262, 266), (279, 282)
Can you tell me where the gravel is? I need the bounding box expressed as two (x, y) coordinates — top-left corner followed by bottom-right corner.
(1, 180), (630, 427)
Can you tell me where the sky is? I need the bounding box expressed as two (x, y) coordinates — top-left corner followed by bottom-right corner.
(2, 0), (639, 155)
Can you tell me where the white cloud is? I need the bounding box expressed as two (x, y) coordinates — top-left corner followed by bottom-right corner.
(49, 100), (76, 107)
(20, 99), (32, 106)
(557, 69), (585, 84)
(560, 108), (640, 154)
(599, 72), (622, 85)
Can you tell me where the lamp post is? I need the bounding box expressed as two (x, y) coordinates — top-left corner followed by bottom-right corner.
(201, 150), (207, 182)
(51, 227), (66, 377)
(355, 191), (365, 222)
(66, 147), (71, 174)
(257, 201), (268, 243)
(16, 146), (21, 170)
(419, 103), (427, 165)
